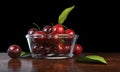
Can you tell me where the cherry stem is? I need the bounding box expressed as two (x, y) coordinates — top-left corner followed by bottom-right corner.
(33, 22), (41, 30)
(51, 22), (54, 26)
(63, 25), (68, 30)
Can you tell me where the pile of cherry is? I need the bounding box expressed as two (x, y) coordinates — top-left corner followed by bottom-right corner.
(7, 23), (83, 58)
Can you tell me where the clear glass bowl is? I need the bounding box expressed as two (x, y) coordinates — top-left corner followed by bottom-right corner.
(25, 34), (79, 59)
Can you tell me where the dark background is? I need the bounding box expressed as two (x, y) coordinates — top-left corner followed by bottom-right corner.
(0, 0), (119, 52)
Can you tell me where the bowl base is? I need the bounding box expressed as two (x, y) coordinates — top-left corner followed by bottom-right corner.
(31, 53), (72, 59)
(45, 56), (69, 59)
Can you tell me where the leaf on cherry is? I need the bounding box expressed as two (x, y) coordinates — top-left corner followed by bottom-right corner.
(76, 55), (107, 64)
(58, 5), (75, 24)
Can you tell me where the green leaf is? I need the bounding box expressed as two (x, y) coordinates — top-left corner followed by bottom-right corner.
(58, 5), (75, 24)
(20, 51), (26, 56)
(76, 55), (107, 64)
(20, 51), (31, 58)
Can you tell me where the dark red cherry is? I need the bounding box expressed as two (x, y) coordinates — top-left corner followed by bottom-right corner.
(53, 24), (65, 34)
(32, 31), (46, 45)
(42, 25), (53, 34)
(32, 45), (44, 54)
(7, 45), (22, 58)
(33, 31), (46, 35)
(65, 29), (75, 35)
(52, 33), (61, 45)
(28, 28), (38, 34)
(64, 29), (75, 44)
(55, 43), (65, 54)
(64, 44), (71, 54)
(44, 46), (53, 54)
(74, 44), (83, 55)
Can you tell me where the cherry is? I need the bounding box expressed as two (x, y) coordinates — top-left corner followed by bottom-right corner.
(50, 33), (60, 45)
(32, 31), (46, 45)
(63, 29), (75, 44)
(33, 31), (46, 35)
(44, 34), (54, 47)
(44, 46), (53, 54)
(28, 28), (39, 34)
(7, 44), (22, 58)
(42, 25), (53, 34)
(74, 44), (83, 55)
(32, 45), (44, 54)
(28, 22), (41, 34)
(65, 29), (75, 35)
(64, 44), (71, 54)
(53, 24), (65, 34)
(55, 43), (65, 54)
(32, 44), (52, 55)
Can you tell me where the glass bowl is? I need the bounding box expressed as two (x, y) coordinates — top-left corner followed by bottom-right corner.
(25, 34), (79, 59)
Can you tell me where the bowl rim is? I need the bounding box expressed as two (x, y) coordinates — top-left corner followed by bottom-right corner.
(25, 34), (79, 38)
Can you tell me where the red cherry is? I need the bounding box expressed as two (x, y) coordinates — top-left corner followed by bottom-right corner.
(74, 44), (83, 55)
(42, 25), (53, 34)
(32, 45), (44, 54)
(33, 31), (46, 35)
(28, 28), (39, 34)
(53, 24), (65, 34)
(64, 44), (71, 54)
(55, 43), (65, 54)
(7, 45), (22, 58)
(50, 33), (60, 45)
(44, 46), (53, 54)
(65, 29), (75, 35)
(64, 29), (75, 44)
(32, 31), (46, 45)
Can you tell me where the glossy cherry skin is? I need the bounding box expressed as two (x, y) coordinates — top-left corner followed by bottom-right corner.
(28, 28), (38, 34)
(64, 29), (75, 44)
(74, 44), (83, 55)
(64, 44), (71, 54)
(32, 31), (46, 45)
(33, 31), (46, 35)
(7, 45), (22, 58)
(65, 29), (75, 35)
(53, 24), (65, 34)
(44, 46), (53, 54)
(48, 33), (60, 45)
(55, 43), (65, 54)
(32, 45), (44, 54)
(42, 25), (53, 34)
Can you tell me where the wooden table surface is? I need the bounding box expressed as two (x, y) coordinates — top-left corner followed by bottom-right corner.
(0, 53), (120, 72)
